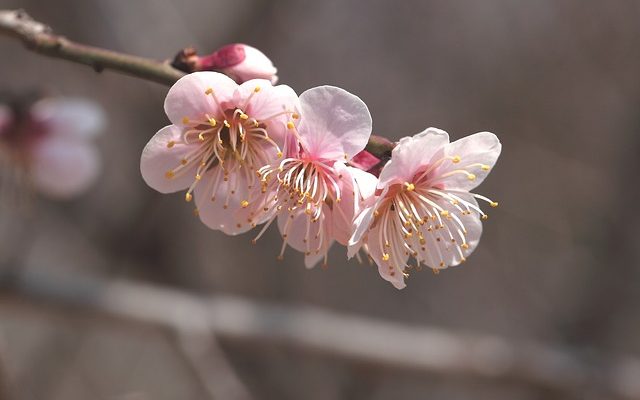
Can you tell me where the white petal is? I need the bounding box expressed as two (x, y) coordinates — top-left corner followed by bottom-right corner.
(31, 98), (105, 139)
(164, 72), (237, 127)
(378, 127), (449, 188)
(30, 136), (100, 199)
(436, 131), (501, 191)
(298, 86), (372, 160)
(140, 125), (198, 193)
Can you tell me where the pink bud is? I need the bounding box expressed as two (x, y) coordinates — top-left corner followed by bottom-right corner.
(199, 44), (278, 84)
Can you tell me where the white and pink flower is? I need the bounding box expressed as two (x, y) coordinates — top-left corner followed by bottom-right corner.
(140, 71), (299, 234)
(349, 128), (501, 289)
(248, 86), (377, 267)
(0, 97), (104, 199)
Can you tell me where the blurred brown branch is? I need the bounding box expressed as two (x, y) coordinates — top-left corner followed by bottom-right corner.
(1, 272), (640, 399)
(0, 9), (184, 85)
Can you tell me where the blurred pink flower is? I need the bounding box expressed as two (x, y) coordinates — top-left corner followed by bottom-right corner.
(200, 44), (279, 84)
(140, 71), (299, 234)
(249, 86), (377, 267)
(0, 97), (104, 199)
(349, 128), (501, 289)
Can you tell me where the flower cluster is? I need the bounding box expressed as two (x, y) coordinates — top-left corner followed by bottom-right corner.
(141, 70), (501, 289)
(0, 96), (104, 200)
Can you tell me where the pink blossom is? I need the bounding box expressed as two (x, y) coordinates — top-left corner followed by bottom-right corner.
(0, 98), (104, 199)
(349, 128), (501, 289)
(200, 44), (279, 84)
(248, 86), (377, 267)
(140, 71), (299, 234)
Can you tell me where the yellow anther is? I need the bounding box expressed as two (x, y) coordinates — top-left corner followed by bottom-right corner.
(292, 113), (300, 119)
(181, 159), (188, 165)
(205, 88), (213, 95)
(165, 170), (175, 179)
(432, 268), (440, 275)
(481, 164), (490, 171)
(452, 155), (461, 163)
(404, 182), (415, 192)
(277, 151), (283, 158)
(208, 118), (217, 127)
(240, 113), (249, 120)
(198, 132), (206, 141)
(254, 86), (261, 93)
(223, 120), (231, 128)
(481, 214), (489, 220)
(182, 116), (190, 124)
(286, 121), (295, 129)
(195, 174), (202, 181)
(460, 257), (467, 263)
(490, 201), (499, 208)
(241, 200), (249, 208)
(185, 193), (193, 202)
(336, 197), (341, 203)
(440, 210), (449, 217)
(461, 243), (469, 249)
(382, 253), (390, 261)
(166, 140), (175, 148)
(468, 173), (476, 181)
(374, 210), (380, 217)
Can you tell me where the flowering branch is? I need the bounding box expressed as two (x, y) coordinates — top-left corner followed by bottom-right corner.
(0, 9), (185, 86)
(0, 9), (396, 159)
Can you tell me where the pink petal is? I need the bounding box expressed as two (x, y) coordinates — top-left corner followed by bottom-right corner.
(31, 98), (105, 139)
(277, 206), (333, 267)
(347, 165), (378, 203)
(140, 125), (198, 193)
(30, 136), (100, 199)
(298, 86), (372, 160)
(164, 72), (237, 127)
(378, 127), (449, 188)
(236, 80), (299, 145)
(435, 131), (501, 191)
(367, 223), (408, 289)
(347, 204), (376, 258)
(194, 166), (254, 235)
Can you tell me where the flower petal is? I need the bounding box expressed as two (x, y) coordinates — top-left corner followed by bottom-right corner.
(378, 127), (449, 188)
(237, 80), (299, 146)
(298, 86), (372, 160)
(435, 131), (501, 191)
(164, 72), (237, 127)
(194, 165), (254, 235)
(30, 136), (100, 199)
(347, 204), (375, 258)
(367, 223), (408, 290)
(277, 206), (332, 266)
(31, 98), (105, 139)
(140, 125), (198, 193)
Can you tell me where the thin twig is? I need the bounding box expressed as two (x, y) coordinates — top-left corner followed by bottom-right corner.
(1, 272), (640, 399)
(0, 9), (184, 85)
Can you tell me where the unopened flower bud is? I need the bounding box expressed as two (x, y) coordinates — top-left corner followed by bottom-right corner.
(173, 44), (278, 84)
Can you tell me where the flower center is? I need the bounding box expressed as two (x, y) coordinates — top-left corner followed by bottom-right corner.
(250, 156), (342, 261)
(164, 86), (290, 206)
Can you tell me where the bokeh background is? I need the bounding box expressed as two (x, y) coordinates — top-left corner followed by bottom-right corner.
(1, 1), (639, 399)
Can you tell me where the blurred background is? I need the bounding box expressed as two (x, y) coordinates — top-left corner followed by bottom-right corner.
(1, 1), (639, 399)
